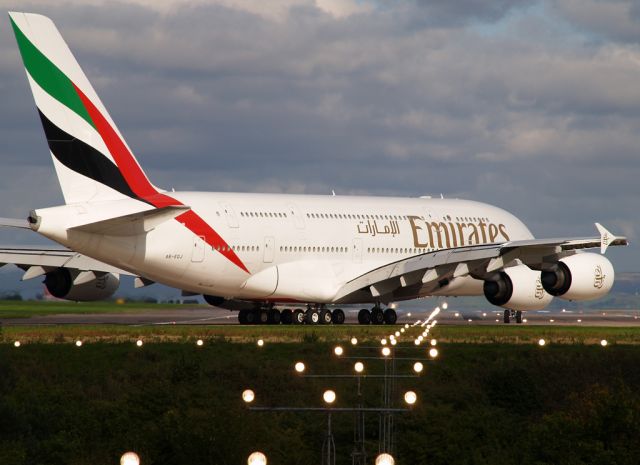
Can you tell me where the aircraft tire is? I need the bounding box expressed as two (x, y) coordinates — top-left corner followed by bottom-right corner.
(383, 308), (397, 325)
(245, 309), (259, 325)
(258, 309), (269, 325)
(268, 309), (281, 325)
(319, 308), (332, 325)
(515, 310), (522, 324)
(306, 309), (321, 325)
(293, 309), (305, 324)
(238, 309), (249, 325)
(503, 309), (511, 324)
(358, 309), (371, 325)
(371, 307), (385, 325)
(332, 309), (345, 324)
(281, 309), (293, 325)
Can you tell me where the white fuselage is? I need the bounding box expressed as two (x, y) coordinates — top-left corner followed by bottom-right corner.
(33, 192), (534, 304)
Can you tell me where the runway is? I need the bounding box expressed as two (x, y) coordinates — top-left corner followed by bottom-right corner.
(1, 307), (639, 326)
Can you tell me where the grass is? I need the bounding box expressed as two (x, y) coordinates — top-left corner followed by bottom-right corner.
(1, 323), (639, 345)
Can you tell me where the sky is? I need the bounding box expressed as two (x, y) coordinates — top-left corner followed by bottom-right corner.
(0, 0), (638, 296)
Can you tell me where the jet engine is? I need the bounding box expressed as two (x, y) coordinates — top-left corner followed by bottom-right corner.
(541, 253), (614, 301)
(483, 264), (552, 310)
(44, 268), (120, 301)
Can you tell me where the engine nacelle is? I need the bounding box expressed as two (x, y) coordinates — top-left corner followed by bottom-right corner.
(44, 268), (120, 301)
(483, 265), (553, 311)
(541, 253), (614, 301)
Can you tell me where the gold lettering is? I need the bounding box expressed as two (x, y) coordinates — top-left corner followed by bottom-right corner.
(498, 224), (510, 241)
(456, 223), (466, 246)
(466, 223), (479, 245)
(447, 222), (459, 247)
(408, 216), (429, 248)
(488, 223), (499, 242)
(478, 220), (488, 243)
(427, 222), (451, 249)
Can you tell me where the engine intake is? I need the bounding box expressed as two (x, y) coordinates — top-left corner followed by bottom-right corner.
(541, 253), (614, 301)
(44, 268), (120, 301)
(483, 264), (552, 311)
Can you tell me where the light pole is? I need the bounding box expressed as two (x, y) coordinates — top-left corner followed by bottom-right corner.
(352, 362), (366, 465)
(322, 390), (337, 465)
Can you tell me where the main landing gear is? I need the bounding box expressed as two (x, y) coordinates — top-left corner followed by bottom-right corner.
(238, 305), (345, 325)
(357, 306), (397, 325)
(503, 309), (523, 324)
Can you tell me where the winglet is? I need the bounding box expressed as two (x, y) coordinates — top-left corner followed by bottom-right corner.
(595, 223), (619, 254)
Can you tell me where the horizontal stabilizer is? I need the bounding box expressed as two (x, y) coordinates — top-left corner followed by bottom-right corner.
(68, 206), (190, 236)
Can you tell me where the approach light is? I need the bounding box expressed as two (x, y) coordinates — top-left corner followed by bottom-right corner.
(196, 339), (204, 346)
(382, 347), (391, 357)
(442, 302), (448, 310)
(351, 337), (358, 345)
(257, 339), (264, 347)
(523, 318), (528, 323)
(247, 451), (267, 465)
(577, 319), (582, 323)
(390, 339), (397, 346)
(429, 348), (439, 358)
(404, 391), (417, 406)
(75, 340), (83, 347)
(538, 338), (546, 347)
(455, 312), (460, 317)
(334, 346), (344, 356)
(414, 340), (420, 346)
(395, 331), (400, 337)
(600, 339), (608, 347)
(407, 312), (412, 317)
(375, 453), (395, 465)
(120, 451), (140, 465)
(13, 341), (20, 348)
(381, 339), (387, 346)
(413, 362), (424, 373)
(404, 324), (410, 329)
(400, 328), (405, 333)
(482, 312), (487, 317)
(242, 389), (255, 404)
(295, 362), (306, 373)
(354, 362), (365, 373)
(323, 390), (336, 405)
(430, 339), (437, 347)
(136, 340), (143, 347)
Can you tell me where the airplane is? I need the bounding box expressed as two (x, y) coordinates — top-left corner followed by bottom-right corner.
(0, 12), (628, 325)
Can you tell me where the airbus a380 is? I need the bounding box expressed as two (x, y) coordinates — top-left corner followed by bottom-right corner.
(0, 12), (628, 325)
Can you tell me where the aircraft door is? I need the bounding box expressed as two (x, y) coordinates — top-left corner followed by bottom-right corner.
(222, 204), (239, 228)
(263, 236), (275, 263)
(352, 238), (363, 263)
(192, 235), (205, 263)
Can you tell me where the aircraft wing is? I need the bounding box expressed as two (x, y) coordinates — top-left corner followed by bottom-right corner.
(333, 224), (628, 303)
(0, 247), (134, 281)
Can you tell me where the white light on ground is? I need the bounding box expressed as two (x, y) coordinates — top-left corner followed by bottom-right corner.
(468, 318), (472, 322)
(13, 341), (20, 348)
(257, 339), (264, 347)
(430, 339), (437, 347)
(136, 340), (143, 347)
(523, 318), (528, 323)
(247, 451), (267, 465)
(75, 340), (83, 347)
(295, 362), (306, 373)
(334, 346), (344, 356)
(351, 337), (358, 345)
(242, 389), (255, 403)
(390, 339), (397, 346)
(429, 348), (439, 358)
(495, 319), (500, 322)
(549, 319), (555, 323)
(538, 338), (546, 347)
(381, 339), (387, 346)
(196, 339), (204, 346)
(404, 391), (417, 405)
(382, 347), (391, 357)
(482, 312), (487, 317)
(354, 362), (364, 373)
(414, 340), (420, 346)
(442, 302), (448, 310)
(400, 328), (405, 333)
(375, 452), (395, 465)
(323, 390), (336, 404)
(407, 313), (412, 317)
(120, 451), (140, 465)
(577, 319), (582, 323)
(413, 362), (424, 373)
(601, 339), (608, 347)
(455, 312), (460, 317)
(404, 324), (410, 329)
(395, 331), (400, 337)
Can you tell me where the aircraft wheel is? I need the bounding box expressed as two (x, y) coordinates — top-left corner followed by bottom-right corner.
(358, 309), (371, 325)
(257, 309), (269, 325)
(383, 308), (397, 325)
(515, 310), (523, 324)
(245, 309), (259, 325)
(306, 309), (321, 325)
(268, 309), (281, 325)
(281, 309), (293, 325)
(320, 308), (333, 325)
(332, 309), (345, 325)
(238, 309), (249, 325)
(503, 309), (511, 324)
(293, 309), (305, 325)
(371, 307), (385, 325)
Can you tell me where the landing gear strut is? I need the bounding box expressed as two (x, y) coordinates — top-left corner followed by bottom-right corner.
(503, 309), (524, 324)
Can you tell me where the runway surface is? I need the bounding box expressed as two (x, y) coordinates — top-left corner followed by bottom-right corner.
(1, 307), (639, 326)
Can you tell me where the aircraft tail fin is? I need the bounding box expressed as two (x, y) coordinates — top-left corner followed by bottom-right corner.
(9, 12), (160, 205)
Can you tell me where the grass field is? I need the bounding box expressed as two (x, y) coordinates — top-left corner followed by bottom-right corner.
(0, 300), (207, 318)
